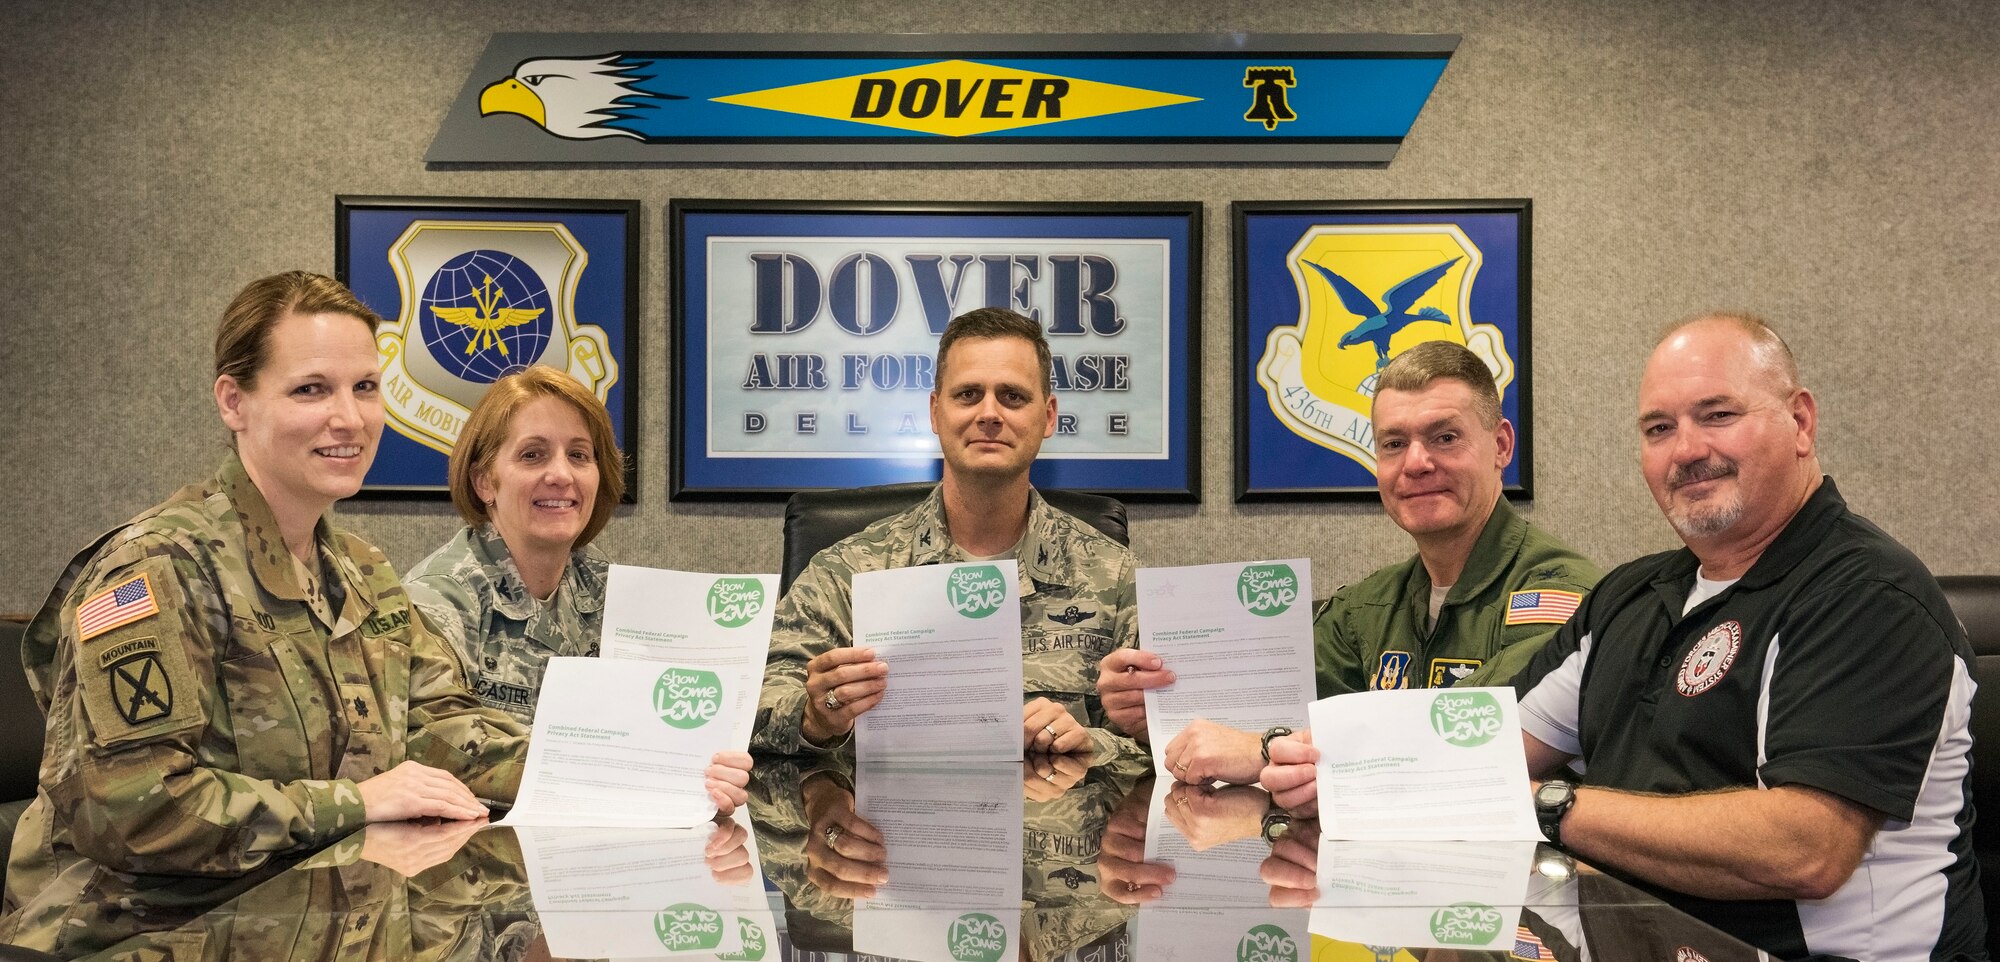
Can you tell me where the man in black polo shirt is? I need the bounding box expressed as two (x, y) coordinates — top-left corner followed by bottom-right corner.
(1261, 312), (1985, 958)
(1511, 313), (1984, 960)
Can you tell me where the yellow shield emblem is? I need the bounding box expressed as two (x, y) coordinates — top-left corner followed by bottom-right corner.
(1254, 224), (1515, 474)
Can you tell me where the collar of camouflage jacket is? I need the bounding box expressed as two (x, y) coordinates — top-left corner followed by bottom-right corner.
(905, 485), (1079, 595)
(469, 522), (607, 622)
(215, 453), (374, 628)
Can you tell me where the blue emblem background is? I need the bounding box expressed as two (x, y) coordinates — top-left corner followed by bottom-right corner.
(340, 204), (633, 492)
(418, 249), (555, 383)
(1236, 205), (1530, 501)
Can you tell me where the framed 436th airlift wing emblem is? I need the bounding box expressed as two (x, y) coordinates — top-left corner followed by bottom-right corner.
(335, 196), (638, 497)
(1233, 200), (1531, 501)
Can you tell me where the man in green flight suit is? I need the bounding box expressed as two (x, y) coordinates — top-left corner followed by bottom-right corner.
(1099, 340), (1599, 785)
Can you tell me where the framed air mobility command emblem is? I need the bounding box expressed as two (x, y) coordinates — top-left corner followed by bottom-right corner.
(336, 196), (638, 496)
(1232, 200), (1531, 501)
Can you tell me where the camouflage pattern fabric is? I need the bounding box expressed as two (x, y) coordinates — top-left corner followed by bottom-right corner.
(753, 486), (1143, 763)
(0, 454), (528, 956)
(402, 523), (607, 723)
(1022, 766), (1140, 961)
(1315, 497), (1602, 697)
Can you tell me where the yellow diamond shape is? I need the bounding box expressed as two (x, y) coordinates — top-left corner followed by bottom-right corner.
(712, 60), (1199, 137)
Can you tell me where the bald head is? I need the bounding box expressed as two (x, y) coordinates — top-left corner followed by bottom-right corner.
(1638, 311), (1820, 561)
(1653, 311), (1800, 400)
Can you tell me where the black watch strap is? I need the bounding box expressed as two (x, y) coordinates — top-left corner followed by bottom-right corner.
(1260, 726), (1294, 764)
(1534, 779), (1576, 847)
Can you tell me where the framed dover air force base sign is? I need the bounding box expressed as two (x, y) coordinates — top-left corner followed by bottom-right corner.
(335, 196), (639, 497)
(1233, 200), (1532, 502)
(672, 200), (1201, 502)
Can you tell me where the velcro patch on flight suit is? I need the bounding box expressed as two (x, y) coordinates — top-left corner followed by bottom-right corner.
(75, 557), (200, 744)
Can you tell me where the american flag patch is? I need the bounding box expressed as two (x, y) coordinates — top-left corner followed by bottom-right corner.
(1506, 589), (1582, 625)
(1512, 925), (1554, 959)
(77, 574), (160, 641)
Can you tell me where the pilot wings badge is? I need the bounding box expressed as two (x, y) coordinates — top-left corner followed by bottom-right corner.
(376, 222), (618, 455)
(1254, 224), (1516, 476)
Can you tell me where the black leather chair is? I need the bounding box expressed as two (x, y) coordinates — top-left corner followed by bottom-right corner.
(779, 482), (1129, 595)
(0, 619), (42, 907)
(1939, 575), (2000, 956)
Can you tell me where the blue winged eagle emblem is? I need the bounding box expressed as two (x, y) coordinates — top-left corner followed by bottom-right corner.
(1305, 257), (1461, 370)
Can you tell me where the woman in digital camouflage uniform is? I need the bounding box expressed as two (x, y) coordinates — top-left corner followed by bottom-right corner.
(401, 365), (750, 814)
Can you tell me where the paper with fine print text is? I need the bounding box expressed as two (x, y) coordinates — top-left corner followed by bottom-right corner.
(601, 564), (777, 748)
(853, 561), (1024, 762)
(1138, 559), (1316, 776)
(1133, 777), (1311, 961)
(852, 762), (1024, 962)
(498, 656), (753, 827)
(1309, 839), (1537, 950)
(1309, 687), (1540, 841)
(514, 812), (776, 959)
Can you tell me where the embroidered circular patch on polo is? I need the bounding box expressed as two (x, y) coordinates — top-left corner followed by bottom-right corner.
(1676, 947), (1712, 962)
(1676, 620), (1743, 697)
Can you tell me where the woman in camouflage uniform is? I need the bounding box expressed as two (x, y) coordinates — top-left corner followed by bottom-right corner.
(401, 366), (750, 813)
(1, 272), (528, 955)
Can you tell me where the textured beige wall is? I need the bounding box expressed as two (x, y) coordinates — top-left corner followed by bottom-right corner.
(4, 0), (1996, 615)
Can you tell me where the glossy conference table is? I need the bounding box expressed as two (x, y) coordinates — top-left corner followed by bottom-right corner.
(16, 754), (1769, 962)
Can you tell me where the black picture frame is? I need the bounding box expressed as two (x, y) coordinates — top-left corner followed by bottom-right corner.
(1233, 199), (1532, 502)
(671, 200), (1202, 501)
(335, 195), (640, 499)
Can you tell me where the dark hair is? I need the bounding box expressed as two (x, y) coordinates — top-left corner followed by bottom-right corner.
(935, 308), (1052, 394)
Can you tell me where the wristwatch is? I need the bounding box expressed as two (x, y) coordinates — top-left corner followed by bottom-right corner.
(1260, 726), (1294, 764)
(1260, 808), (1294, 844)
(1534, 779), (1576, 847)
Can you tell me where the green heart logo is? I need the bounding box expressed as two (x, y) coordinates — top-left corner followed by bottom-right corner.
(947, 912), (1007, 962)
(653, 667), (724, 730)
(1428, 903), (1504, 945)
(1235, 923), (1299, 962)
(653, 903), (725, 951)
(1237, 564), (1299, 617)
(946, 565), (1007, 620)
(1430, 690), (1502, 747)
(707, 577), (766, 629)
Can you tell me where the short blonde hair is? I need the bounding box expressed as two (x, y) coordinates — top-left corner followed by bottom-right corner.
(448, 366), (624, 548)
(1374, 340), (1503, 428)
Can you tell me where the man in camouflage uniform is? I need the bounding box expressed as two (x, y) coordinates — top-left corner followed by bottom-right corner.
(0, 454), (528, 956)
(403, 523), (609, 723)
(753, 308), (1141, 762)
(1102, 341), (1598, 785)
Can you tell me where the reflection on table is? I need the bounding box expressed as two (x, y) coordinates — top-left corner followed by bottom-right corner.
(13, 753), (1770, 962)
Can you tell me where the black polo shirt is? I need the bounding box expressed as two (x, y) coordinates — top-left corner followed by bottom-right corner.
(1515, 478), (1984, 962)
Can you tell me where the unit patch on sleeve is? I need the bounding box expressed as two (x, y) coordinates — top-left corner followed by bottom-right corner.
(105, 645), (174, 725)
(1505, 589), (1582, 625)
(1371, 651), (1412, 691)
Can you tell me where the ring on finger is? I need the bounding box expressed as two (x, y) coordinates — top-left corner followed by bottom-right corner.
(1173, 760), (1187, 771)
(823, 690), (841, 710)
(1043, 723), (1057, 737)
(1044, 772), (1058, 783)
(823, 824), (843, 851)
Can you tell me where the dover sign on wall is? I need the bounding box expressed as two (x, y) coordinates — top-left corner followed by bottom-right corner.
(429, 33), (1455, 165)
(672, 201), (1200, 500)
